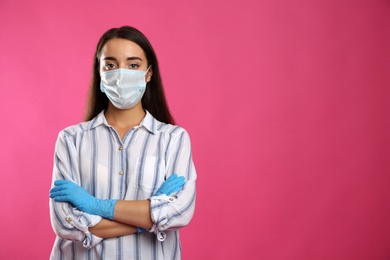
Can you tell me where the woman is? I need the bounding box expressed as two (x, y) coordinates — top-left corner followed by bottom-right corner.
(49, 26), (197, 259)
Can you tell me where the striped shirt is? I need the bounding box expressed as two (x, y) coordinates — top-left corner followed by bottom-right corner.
(49, 110), (196, 259)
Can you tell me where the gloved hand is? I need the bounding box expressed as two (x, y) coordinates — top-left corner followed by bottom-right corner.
(155, 173), (185, 196)
(50, 174), (185, 224)
(50, 180), (117, 220)
(137, 227), (147, 233)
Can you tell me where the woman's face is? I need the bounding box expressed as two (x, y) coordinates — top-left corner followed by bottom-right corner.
(99, 38), (153, 81)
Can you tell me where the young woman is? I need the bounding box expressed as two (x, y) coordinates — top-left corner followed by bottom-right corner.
(49, 26), (197, 259)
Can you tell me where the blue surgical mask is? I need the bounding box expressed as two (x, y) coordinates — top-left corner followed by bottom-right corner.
(100, 67), (150, 109)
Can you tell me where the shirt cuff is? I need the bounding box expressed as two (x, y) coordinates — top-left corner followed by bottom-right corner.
(149, 194), (177, 241)
(65, 212), (103, 249)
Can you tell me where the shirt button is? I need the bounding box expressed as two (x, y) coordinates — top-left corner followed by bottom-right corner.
(66, 217), (72, 222)
(169, 197), (175, 202)
(119, 170), (124, 175)
(118, 146), (123, 151)
(157, 232), (166, 241)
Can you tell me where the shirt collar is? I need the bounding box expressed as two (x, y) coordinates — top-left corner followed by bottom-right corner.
(141, 110), (157, 134)
(88, 110), (157, 135)
(88, 111), (106, 129)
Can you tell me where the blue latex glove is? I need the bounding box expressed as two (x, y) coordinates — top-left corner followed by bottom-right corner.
(137, 227), (147, 233)
(50, 180), (117, 220)
(155, 173), (185, 196)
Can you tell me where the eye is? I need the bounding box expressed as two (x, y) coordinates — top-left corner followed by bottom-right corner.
(128, 63), (139, 69)
(103, 62), (117, 70)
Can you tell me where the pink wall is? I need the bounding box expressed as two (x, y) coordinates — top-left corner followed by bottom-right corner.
(1, 0), (389, 259)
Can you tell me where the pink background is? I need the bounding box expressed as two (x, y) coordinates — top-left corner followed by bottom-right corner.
(1, 0), (389, 259)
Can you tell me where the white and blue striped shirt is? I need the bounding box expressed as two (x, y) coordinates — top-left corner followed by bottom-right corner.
(49, 110), (196, 259)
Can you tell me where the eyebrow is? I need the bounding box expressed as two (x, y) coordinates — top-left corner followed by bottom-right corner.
(103, 56), (143, 61)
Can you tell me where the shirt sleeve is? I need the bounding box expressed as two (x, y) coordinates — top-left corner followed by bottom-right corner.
(149, 128), (197, 237)
(49, 130), (103, 249)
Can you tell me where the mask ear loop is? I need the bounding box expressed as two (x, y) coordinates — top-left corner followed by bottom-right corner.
(144, 65), (151, 75)
(145, 65), (152, 82)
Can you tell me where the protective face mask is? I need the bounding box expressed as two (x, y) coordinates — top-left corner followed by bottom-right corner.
(100, 67), (150, 109)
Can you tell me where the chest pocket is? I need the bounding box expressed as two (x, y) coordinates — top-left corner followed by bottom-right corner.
(134, 156), (165, 193)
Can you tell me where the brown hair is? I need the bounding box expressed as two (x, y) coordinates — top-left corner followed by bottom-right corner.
(85, 26), (175, 124)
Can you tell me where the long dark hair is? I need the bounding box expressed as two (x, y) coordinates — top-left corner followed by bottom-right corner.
(85, 26), (175, 124)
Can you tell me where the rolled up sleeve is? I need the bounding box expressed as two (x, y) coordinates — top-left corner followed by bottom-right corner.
(49, 131), (103, 249)
(149, 129), (197, 236)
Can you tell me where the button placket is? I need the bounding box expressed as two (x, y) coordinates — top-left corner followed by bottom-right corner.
(118, 145), (124, 175)
(116, 127), (138, 197)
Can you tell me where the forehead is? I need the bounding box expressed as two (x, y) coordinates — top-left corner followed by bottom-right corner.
(99, 38), (146, 60)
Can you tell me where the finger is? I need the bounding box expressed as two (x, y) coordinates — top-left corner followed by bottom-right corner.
(50, 191), (66, 199)
(165, 177), (185, 194)
(50, 184), (75, 194)
(168, 176), (185, 187)
(50, 188), (72, 198)
(54, 180), (71, 186)
(50, 187), (60, 194)
(177, 176), (185, 183)
(54, 180), (79, 189)
(50, 189), (66, 199)
(53, 195), (71, 202)
(170, 176), (185, 187)
(166, 173), (178, 182)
